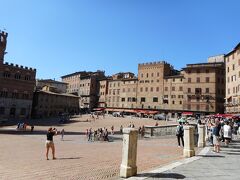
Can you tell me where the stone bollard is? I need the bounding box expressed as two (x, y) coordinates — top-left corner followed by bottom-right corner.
(198, 125), (206, 148)
(120, 128), (138, 178)
(183, 126), (195, 158)
(205, 125), (208, 141)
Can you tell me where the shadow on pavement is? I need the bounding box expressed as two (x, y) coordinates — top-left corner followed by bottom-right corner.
(222, 152), (240, 156)
(57, 157), (82, 160)
(0, 129), (85, 135)
(196, 155), (225, 158)
(135, 172), (185, 179)
(0, 118), (83, 127)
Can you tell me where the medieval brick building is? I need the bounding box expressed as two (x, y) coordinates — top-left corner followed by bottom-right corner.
(0, 31), (36, 120)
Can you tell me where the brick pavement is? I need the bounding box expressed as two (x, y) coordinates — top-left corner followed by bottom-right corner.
(0, 116), (183, 180)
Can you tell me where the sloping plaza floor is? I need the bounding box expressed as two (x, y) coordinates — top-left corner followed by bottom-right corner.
(0, 115), (183, 180)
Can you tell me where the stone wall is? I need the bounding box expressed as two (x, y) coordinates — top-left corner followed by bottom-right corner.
(144, 124), (197, 137)
(144, 124), (178, 137)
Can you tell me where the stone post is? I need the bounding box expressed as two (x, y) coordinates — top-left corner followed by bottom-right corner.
(205, 125), (208, 141)
(183, 126), (195, 158)
(120, 128), (138, 178)
(198, 125), (206, 148)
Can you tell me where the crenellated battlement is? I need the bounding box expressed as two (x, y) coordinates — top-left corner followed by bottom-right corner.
(4, 62), (36, 72)
(0, 30), (8, 62)
(138, 61), (168, 67)
(0, 30), (8, 37)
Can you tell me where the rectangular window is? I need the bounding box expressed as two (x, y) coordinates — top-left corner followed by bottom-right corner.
(179, 86), (183, 91)
(165, 87), (168, 91)
(153, 97), (158, 102)
(156, 87), (159, 92)
(195, 88), (202, 94)
(127, 97), (131, 102)
(197, 77), (200, 83)
(145, 87), (148, 92)
(206, 77), (210, 83)
(150, 87), (153, 92)
(188, 78), (191, 83)
(172, 86), (175, 91)
(141, 97), (145, 102)
(206, 88), (209, 93)
(196, 96), (200, 102)
(188, 88), (191, 93)
(121, 98), (125, 102)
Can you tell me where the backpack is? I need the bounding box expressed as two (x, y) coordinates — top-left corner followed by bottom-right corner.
(176, 125), (183, 136)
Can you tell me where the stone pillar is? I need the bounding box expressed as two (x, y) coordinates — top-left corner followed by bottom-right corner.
(183, 126), (195, 158)
(120, 128), (138, 178)
(205, 125), (208, 141)
(198, 125), (206, 148)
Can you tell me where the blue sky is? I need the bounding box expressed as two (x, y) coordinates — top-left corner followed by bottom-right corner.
(0, 0), (239, 80)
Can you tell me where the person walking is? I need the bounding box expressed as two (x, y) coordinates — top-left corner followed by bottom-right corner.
(111, 125), (114, 135)
(223, 121), (232, 147)
(60, 129), (65, 140)
(176, 122), (184, 147)
(88, 128), (92, 141)
(45, 127), (58, 160)
(120, 125), (123, 134)
(212, 120), (221, 153)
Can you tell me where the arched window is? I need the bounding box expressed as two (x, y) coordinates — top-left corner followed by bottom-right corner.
(0, 89), (8, 97)
(15, 73), (21, 80)
(3, 71), (10, 78)
(25, 75), (31, 80)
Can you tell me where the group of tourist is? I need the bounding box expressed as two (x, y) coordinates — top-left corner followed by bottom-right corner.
(205, 117), (239, 153)
(175, 116), (239, 150)
(86, 127), (110, 142)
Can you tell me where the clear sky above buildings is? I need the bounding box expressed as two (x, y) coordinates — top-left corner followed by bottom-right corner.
(0, 0), (239, 79)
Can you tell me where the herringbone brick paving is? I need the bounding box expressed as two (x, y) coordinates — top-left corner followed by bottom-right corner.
(0, 116), (183, 180)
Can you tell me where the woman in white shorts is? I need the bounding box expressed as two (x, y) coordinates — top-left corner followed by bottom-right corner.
(46, 127), (58, 160)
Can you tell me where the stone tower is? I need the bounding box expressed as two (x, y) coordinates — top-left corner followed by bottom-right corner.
(0, 30), (8, 64)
